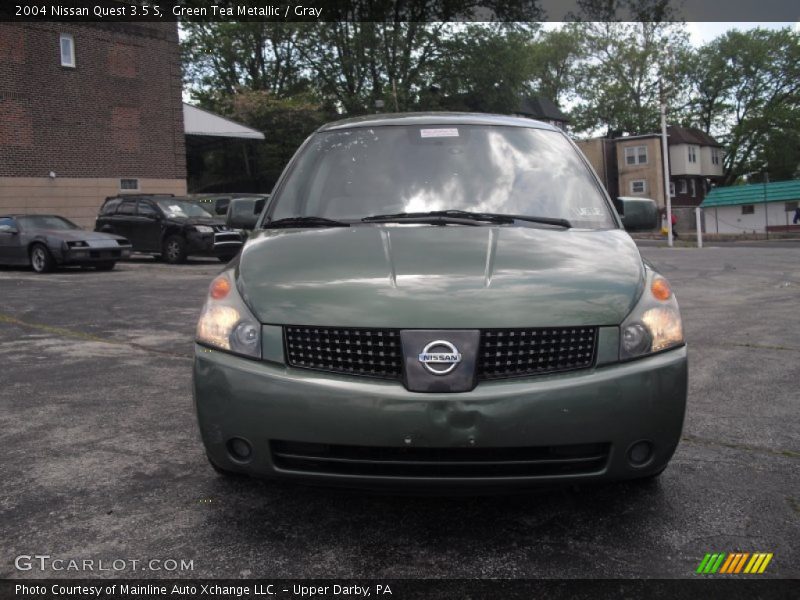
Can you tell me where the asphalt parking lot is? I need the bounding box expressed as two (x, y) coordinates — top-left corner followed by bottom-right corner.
(1, 246), (798, 579)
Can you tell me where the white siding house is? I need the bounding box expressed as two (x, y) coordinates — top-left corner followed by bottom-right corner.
(701, 180), (800, 234)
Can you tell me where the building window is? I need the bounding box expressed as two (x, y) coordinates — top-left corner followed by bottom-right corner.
(688, 145), (697, 164)
(669, 182), (675, 197)
(120, 178), (139, 191)
(624, 145), (648, 165)
(59, 33), (75, 68)
(690, 179), (696, 197)
(630, 180), (646, 195)
(741, 205), (755, 215)
(711, 148), (720, 165)
(678, 179), (687, 194)
(785, 201), (798, 212)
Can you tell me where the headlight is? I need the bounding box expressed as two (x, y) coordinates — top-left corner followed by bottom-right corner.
(67, 240), (89, 248)
(196, 272), (261, 358)
(620, 270), (684, 360)
(194, 225), (214, 233)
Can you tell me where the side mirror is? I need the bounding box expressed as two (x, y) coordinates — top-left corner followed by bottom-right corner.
(0, 224), (18, 234)
(614, 197), (659, 232)
(226, 198), (260, 230)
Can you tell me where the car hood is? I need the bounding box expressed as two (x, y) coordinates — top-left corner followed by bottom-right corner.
(237, 226), (645, 328)
(36, 229), (127, 242)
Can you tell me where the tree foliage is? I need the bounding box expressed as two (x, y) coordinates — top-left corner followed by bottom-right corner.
(569, 21), (692, 135)
(684, 28), (800, 183)
(181, 19), (800, 190)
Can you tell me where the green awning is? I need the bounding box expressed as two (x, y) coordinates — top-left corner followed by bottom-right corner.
(701, 180), (800, 208)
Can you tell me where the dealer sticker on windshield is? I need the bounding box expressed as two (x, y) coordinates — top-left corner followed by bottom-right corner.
(420, 128), (460, 138)
(575, 207), (604, 217)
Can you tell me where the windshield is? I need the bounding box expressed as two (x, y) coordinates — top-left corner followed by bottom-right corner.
(18, 215), (81, 230)
(156, 199), (213, 218)
(270, 124), (615, 229)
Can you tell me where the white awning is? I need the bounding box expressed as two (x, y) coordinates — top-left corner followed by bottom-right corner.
(183, 103), (265, 140)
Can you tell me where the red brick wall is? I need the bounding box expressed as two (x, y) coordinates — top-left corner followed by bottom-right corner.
(0, 23), (185, 180)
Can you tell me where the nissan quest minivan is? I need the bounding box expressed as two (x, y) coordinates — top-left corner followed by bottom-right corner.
(193, 113), (687, 489)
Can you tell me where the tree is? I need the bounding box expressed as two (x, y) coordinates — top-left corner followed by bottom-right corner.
(182, 22), (310, 101)
(293, 21), (449, 114)
(569, 21), (692, 136)
(423, 24), (540, 114)
(527, 24), (586, 108)
(685, 28), (800, 184)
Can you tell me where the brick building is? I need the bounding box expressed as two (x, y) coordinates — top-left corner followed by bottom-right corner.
(0, 23), (186, 227)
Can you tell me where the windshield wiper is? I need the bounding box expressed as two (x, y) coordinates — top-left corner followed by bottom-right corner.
(268, 216), (350, 229)
(362, 210), (571, 228)
(502, 214), (571, 228)
(362, 210), (513, 225)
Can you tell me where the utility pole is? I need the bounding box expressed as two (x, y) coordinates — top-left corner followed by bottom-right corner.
(660, 92), (673, 247)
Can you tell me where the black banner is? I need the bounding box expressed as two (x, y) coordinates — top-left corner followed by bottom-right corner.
(3, 579), (799, 600)
(1, 0), (798, 22)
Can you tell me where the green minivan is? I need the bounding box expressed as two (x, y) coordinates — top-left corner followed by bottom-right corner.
(193, 113), (687, 489)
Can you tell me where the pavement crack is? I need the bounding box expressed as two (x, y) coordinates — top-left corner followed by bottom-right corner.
(729, 342), (800, 353)
(0, 313), (192, 361)
(682, 434), (799, 459)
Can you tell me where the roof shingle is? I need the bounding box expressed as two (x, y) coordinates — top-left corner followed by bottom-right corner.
(701, 180), (800, 208)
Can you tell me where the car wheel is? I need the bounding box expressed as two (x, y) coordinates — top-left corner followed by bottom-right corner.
(30, 243), (55, 273)
(94, 261), (116, 271)
(162, 235), (187, 264)
(206, 454), (243, 478)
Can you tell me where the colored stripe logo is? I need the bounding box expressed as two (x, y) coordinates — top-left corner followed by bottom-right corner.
(696, 552), (773, 574)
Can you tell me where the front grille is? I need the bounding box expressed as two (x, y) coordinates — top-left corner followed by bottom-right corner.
(283, 326), (597, 381)
(88, 250), (121, 259)
(478, 327), (597, 380)
(284, 326), (403, 379)
(271, 440), (610, 478)
(213, 231), (242, 244)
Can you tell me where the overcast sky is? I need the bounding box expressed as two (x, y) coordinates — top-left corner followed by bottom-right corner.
(543, 21), (799, 46)
(685, 21), (798, 45)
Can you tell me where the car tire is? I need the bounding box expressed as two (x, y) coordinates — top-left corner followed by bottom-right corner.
(94, 261), (116, 271)
(218, 254), (237, 263)
(30, 243), (55, 273)
(206, 454), (243, 478)
(162, 235), (187, 264)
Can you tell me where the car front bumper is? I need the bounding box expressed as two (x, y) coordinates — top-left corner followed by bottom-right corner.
(193, 344), (688, 489)
(61, 246), (130, 264)
(187, 231), (243, 257)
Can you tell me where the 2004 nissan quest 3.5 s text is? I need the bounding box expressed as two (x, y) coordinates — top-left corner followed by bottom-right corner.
(193, 113), (687, 490)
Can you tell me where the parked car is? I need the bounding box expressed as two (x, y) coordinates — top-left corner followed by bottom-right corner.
(0, 214), (131, 273)
(225, 195), (271, 239)
(188, 194), (270, 217)
(95, 195), (243, 263)
(193, 113), (686, 490)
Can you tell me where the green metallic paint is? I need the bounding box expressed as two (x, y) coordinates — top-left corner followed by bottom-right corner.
(193, 344), (687, 487)
(237, 226), (645, 329)
(260, 324), (284, 363)
(596, 327), (621, 366)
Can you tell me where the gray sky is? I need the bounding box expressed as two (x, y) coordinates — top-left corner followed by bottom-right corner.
(543, 21), (798, 46)
(685, 21), (798, 45)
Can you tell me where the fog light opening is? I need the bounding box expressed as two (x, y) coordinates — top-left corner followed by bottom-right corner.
(227, 437), (253, 462)
(627, 441), (654, 467)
